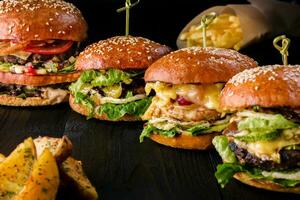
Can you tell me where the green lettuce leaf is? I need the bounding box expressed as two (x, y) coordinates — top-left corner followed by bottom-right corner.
(91, 69), (134, 87)
(74, 92), (94, 118)
(58, 62), (75, 74)
(215, 163), (300, 188)
(97, 97), (152, 120)
(238, 114), (298, 132)
(186, 123), (210, 135)
(0, 62), (13, 72)
(139, 124), (177, 142)
(215, 163), (244, 188)
(275, 179), (300, 187)
(200, 123), (229, 134)
(212, 136), (237, 163)
(69, 69), (139, 96)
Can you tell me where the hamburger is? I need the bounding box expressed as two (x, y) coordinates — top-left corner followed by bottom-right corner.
(213, 65), (300, 193)
(0, 0), (87, 106)
(69, 36), (171, 121)
(139, 47), (257, 150)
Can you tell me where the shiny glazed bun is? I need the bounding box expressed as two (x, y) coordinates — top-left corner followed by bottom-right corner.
(145, 47), (257, 84)
(220, 65), (300, 110)
(75, 36), (172, 71)
(0, 0), (87, 43)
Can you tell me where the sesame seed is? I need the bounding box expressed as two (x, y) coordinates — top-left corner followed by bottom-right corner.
(81, 36), (169, 65)
(0, 0), (81, 15)
(228, 65), (300, 86)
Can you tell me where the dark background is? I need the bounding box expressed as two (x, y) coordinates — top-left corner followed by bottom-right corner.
(69, 0), (300, 65)
(0, 0), (299, 200)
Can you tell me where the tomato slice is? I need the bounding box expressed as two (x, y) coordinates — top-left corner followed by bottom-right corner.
(25, 65), (37, 76)
(24, 40), (74, 55)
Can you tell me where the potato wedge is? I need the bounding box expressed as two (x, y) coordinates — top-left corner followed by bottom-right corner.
(0, 153), (5, 162)
(60, 157), (98, 200)
(34, 136), (72, 163)
(14, 149), (60, 200)
(0, 138), (36, 199)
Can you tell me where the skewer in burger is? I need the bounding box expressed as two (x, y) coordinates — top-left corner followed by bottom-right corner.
(0, 0), (87, 106)
(213, 65), (300, 193)
(69, 36), (171, 121)
(139, 47), (257, 150)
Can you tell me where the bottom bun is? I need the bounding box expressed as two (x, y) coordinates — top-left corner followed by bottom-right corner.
(69, 95), (141, 121)
(0, 94), (68, 106)
(234, 172), (300, 194)
(150, 132), (220, 150)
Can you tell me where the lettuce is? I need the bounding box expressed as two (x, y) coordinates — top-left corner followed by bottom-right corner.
(188, 123), (229, 136)
(235, 113), (299, 142)
(238, 114), (298, 132)
(215, 163), (300, 188)
(58, 62), (75, 74)
(69, 69), (139, 96)
(139, 124), (177, 142)
(140, 117), (229, 142)
(215, 163), (244, 188)
(74, 92), (94, 118)
(91, 69), (134, 87)
(97, 97), (152, 120)
(0, 62), (13, 72)
(212, 136), (237, 163)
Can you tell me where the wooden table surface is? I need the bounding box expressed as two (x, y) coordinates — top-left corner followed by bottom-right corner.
(0, 0), (300, 199)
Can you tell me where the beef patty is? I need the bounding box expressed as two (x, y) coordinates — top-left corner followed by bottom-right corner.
(0, 83), (69, 98)
(0, 42), (79, 67)
(229, 141), (300, 170)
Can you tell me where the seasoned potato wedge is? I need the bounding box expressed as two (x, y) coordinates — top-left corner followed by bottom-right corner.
(0, 138), (36, 199)
(34, 136), (72, 163)
(60, 157), (98, 200)
(0, 153), (5, 162)
(14, 149), (60, 200)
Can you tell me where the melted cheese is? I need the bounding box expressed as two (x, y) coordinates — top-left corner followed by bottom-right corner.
(235, 128), (300, 162)
(145, 82), (223, 110)
(10, 51), (32, 60)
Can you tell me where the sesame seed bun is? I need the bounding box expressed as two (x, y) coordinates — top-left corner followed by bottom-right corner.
(0, 0), (87, 43)
(0, 93), (68, 106)
(0, 71), (81, 86)
(220, 65), (300, 111)
(75, 36), (172, 71)
(149, 132), (220, 150)
(145, 47), (257, 84)
(69, 95), (141, 121)
(233, 172), (300, 194)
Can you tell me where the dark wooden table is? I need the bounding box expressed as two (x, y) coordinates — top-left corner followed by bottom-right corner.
(1, 0), (300, 199)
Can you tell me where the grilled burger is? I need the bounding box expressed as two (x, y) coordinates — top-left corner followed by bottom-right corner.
(140, 47), (257, 150)
(0, 0), (87, 106)
(213, 65), (300, 193)
(69, 36), (171, 121)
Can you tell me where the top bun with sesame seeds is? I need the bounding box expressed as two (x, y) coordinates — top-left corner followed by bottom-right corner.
(145, 47), (257, 84)
(0, 0), (87, 43)
(75, 36), (172, 71)
(220, 65), (300, 111)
